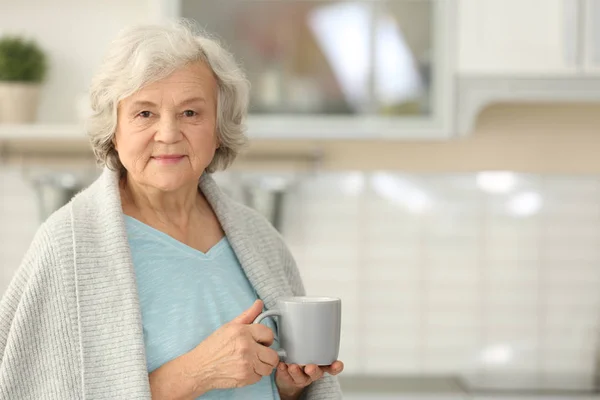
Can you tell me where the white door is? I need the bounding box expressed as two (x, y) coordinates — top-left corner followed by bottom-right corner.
(458, 0), (580, 75)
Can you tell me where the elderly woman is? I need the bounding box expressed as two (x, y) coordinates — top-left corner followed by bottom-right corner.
(0, 22), (342, 399)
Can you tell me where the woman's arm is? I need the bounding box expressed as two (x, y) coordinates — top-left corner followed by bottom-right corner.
(149, 351), (209, 400)
(149, 300), (279, 399)
(0, 227), (50, 363)
(0, 226), (84, 399)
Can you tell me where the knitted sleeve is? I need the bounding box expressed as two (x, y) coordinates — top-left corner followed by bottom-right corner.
(0, 225), (81, 399)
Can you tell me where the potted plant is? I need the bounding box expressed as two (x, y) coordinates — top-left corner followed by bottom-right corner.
(0, 36), (47, 123)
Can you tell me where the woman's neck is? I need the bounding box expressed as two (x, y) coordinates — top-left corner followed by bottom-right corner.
(120, 174), (206, 230)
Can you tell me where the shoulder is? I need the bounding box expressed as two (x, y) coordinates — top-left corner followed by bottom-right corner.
(8, 202), (72, 286)
(227, 200), (306, 296)
(201, 172), (306, 295)
(229, 200), (277, 233)
(33, 167), (109, 243)
(0, 204), (80, 388)
(227, 200), (286, 249)
(4, 174), (92, 295)
(0, 203), (72, 331)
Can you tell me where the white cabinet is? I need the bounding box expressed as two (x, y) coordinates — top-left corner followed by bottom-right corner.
(458, 0), (580, 75)
(456, 0), (600, 134)
(169, 0), (455, 139)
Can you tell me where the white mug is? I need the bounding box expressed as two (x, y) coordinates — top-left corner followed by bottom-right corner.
(253, 296), (341, 366)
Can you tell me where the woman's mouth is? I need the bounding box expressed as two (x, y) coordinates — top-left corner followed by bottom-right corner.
(152, 155), (185, 165)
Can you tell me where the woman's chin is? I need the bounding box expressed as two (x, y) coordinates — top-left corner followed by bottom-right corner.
(146, 171), (199, 192)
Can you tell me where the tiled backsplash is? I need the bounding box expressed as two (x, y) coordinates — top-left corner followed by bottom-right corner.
(273, 172), (600, 386)
(1, 167), (599, 387)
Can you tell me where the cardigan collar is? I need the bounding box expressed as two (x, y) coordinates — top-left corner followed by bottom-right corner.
(70, 168), (286, 397)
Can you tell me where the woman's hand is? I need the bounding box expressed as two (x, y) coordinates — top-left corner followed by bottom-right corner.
(191, 299), (279, 392)
(275, 360), (344, 400)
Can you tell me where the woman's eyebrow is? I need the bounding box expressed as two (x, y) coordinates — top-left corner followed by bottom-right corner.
(127, 97), (206, 109)
(129, 100), (157, 109)
(179, 96), (207, 107)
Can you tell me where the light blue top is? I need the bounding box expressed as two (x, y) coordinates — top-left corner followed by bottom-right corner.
(124, 216), (280, 400)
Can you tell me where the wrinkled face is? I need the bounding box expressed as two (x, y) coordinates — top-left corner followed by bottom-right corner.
(114, 62), (218, 192)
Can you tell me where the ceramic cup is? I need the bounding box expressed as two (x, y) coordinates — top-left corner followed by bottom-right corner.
(253, 296), (341, 366)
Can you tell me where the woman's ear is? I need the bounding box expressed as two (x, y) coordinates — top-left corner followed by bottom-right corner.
(112, 135), (118, 152)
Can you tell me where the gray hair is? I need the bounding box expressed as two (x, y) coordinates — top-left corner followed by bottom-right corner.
(88, 20), (249, 173)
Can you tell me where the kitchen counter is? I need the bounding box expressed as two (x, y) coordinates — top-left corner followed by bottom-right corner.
(339, 376), (600, 399)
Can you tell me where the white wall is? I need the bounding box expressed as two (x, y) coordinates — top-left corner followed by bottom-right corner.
(0, 0), (154, 123)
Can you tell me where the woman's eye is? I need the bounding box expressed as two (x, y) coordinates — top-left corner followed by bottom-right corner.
(183, 110), (197, 117)
(138, 111), (152, 118)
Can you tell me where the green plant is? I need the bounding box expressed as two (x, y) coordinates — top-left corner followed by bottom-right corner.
(0, 36), (47, 82)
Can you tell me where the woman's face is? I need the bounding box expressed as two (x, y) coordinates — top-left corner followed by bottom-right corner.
(114, 62), (218, 192)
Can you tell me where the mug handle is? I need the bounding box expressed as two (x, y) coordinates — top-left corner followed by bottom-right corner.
(253, 310), (287, 359)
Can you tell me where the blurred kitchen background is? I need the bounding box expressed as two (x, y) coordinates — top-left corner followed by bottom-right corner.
(2, 0), (600, 399)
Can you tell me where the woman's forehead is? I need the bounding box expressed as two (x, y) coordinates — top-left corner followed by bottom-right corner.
(122, 63), (217, 107)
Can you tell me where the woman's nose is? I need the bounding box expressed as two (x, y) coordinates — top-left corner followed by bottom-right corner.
(154, 115), (182, 143)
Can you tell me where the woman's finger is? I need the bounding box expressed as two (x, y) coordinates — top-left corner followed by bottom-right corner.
(303, 364), (324, 381)
(253, 357), (276, 376)
(287, 364), (311, 386)
(248, 324), (275, 346)
(322, 360), (344, 375)
(257, 346), (279, 368)
(277, 362), (293, 380)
